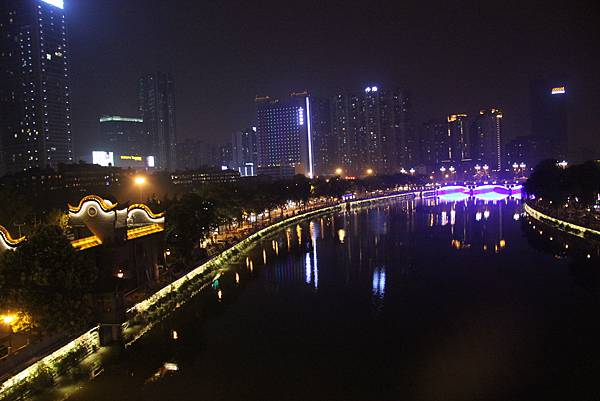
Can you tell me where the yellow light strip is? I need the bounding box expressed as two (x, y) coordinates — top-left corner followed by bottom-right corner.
(70, 235), (102, 250)
(0, 225), (26, 246)
(68, 195), (118, 213)
(126, 224), (164, 240)
(127, 203), (165, 219)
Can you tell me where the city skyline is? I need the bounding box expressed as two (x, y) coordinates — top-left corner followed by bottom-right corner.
(63, 0), (600, 162)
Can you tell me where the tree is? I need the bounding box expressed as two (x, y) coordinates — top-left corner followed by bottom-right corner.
(525, 159), (567, 203)
(0, 190), (34, 235)
(165, 193), (219, 264)
(0, 225), (98, 336)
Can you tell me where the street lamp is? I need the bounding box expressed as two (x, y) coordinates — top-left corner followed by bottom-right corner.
(558, 160), (568, 169)
(335, 168), (343, 176)
(133, 175), (146, 202)
(366, 168), (373, 176)
(409, 168), (415, 175)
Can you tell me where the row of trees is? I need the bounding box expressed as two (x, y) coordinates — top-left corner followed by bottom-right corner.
(525, 160), (600, 205)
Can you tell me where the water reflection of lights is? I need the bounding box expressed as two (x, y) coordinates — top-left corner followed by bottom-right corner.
(310, 221), (319, 289)
(172, 330), (178, 340)
(262, 248), (267, 264)
(450, 209), (456, 225)
(513, 213), (520, 221)
(217, 289), (223, 301)
(337, 228), (346, 243)
(235, 272), (240, 284)
(475, 211), (482, 221)
(441, 211), (448, 226)
(483, 210), (490, 220)
(372, 266), (386, 299)
(296, 225), (303, 245)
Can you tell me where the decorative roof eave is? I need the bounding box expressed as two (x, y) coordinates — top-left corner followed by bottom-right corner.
(68, 195), (118, 213)
(0, 225), (26, 248)
(127, 204), (165, 219)
(0, 226), (27, 249)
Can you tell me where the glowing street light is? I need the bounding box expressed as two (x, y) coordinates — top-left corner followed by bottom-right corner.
(409, 168), (415, 175)
(335, 168), (343, 176)
(1, 314), (16, 326)
(366, 168), (373, 176)
(558, 160), (568, 169)
(133, 175), (146, 202)
(440, 166), (446, 173)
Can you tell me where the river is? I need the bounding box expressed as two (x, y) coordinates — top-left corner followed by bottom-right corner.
(46, 195), (600, 401)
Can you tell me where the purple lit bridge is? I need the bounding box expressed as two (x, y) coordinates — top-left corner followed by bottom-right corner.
(435, 184), (523, 202)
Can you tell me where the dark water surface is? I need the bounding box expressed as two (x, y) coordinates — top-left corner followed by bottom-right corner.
(63, 197), (600, 401)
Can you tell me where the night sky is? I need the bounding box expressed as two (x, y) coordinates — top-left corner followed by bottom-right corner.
(67, 0), (600, 160)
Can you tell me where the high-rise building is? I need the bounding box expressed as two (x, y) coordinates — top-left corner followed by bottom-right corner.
(331, 86), (412, 176)
(309, 97), (332, 176)
(231, 127), (258, 176)
(419, 119), (449, 167)
(0, 0), (73, 175)
(255, 91), (314, 177)
(176, 139), (220, 171)
(98, 115), (147, 156)
(447, 114), (469, 162)
(470, 109), (503, 170)
(138, 72), (177, 171)
(529, 78), (568, 158)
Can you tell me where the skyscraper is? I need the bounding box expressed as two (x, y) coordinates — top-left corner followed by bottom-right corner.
(309, 97), (332, 176)
(138, 72), (177, 171)
(420, 119), (449, 167)
(231, 127), (258, 176)
(470, 109), (503, 170)
(331, 86), (412, 176)
(529, 78), (568, 158)
(255, 91), (314, 177)
(447, 114), (469, 162)
(0, 0), (72, 175)
(98, 115), (146, 157)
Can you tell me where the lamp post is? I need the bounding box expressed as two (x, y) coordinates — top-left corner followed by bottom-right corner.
(335, 168), (343, 176)
(134, 175), (146, 202)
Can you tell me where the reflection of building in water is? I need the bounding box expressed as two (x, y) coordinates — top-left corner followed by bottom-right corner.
(372, 266), (386, 298)
(423, 197), (518, 252)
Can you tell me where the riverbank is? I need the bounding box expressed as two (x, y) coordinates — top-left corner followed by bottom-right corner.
(524, 202), (600, 243)
(0, 189), (427, 401)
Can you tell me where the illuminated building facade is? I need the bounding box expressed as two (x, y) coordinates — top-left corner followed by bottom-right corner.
(99, 115), (146, 156)
(530, 78), (568, 158)
(138, 72), (177, 171)
(331, 86), (413, 176)
(470, 109), (503, 170)
(419, 119), (449, 167)
(231, 127), (258, 176)
(0, 0), (73, 175)
(447, 114), (469, 162)
(255, 92), (314, 177)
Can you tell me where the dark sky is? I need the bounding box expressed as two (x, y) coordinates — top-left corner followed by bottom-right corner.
(67, 0), (600, 160)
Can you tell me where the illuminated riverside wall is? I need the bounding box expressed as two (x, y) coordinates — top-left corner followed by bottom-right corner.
(524, 203), (600, 242)
(0, 328), (99, 400)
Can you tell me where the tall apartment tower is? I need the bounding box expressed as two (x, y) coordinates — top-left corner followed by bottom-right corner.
(309, 97), (332, 176)
(231, 126), (258, 175)
(138, 72), (177, 171)
(0, 0), (73, 175)
(447, 114), (469, 162)
(420, 119), (449, 167)
(331, 86), (412, 176)
(529, 78), (568, 159)
(470, 109), (503, 170)
(255, 91), (314, 177)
